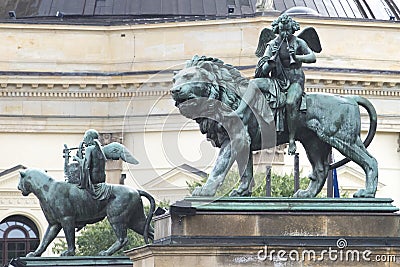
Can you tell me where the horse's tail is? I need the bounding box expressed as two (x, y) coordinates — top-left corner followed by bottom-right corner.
(329, 96), (377, 169)
(138, 190), (155, 244)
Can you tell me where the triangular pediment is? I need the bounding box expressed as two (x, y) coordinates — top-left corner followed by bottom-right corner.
(143, 164), (206, 189)
(0, 165), (27, 190)
(143, 164), (207, 202)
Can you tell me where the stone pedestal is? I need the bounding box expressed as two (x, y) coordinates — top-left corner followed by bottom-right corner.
(126, 198), (400, 266)
(20, 256), (132, 266)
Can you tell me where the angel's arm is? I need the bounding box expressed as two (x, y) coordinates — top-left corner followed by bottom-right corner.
(294, 38), (316, 64)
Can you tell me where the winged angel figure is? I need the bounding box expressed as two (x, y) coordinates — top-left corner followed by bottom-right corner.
(232, 14), (322, 155)
(63, 129), (139, 200)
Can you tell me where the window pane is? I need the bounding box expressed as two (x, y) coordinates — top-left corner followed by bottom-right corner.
(28, 230), (37, 238)
(7, 243), (15, 250)
(17, 242), (26, 251)
(7, 229), (26, 239)
(29, 240), (39, 251)
(0, 223), (8, 232)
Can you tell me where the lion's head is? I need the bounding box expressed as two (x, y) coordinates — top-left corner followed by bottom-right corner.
(171, 56), (249, 147)
(171, 56), (248, 117)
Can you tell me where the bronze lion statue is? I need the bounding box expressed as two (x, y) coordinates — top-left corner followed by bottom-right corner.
(171, 56), (378, 198)
(18, 168), (154, 256)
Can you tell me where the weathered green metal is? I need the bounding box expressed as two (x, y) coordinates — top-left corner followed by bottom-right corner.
(171, 14), (378, 199)
(173, 197), (399, 213)
(20, 256), (132, 267)
(19, 129), (153, 257)
(17, 168), (155, 257)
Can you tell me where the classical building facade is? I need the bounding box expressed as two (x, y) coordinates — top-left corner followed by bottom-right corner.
(0, 0), (399, 262)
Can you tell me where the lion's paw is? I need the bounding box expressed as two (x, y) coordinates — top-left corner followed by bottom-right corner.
(353, 189), (375, 198)
(293, 189), (313, 198)
(229, 188), (251, 197)
(229, 189), (240, 197)
(26, 252), (37, 257)
(61, 250), (75, 256)
(98, 250), (109, 256)
(192, 186), (215, 196)
(191, 186), (203, 196)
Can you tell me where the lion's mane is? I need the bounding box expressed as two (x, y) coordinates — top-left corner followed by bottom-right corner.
(184, 56), (249, 147)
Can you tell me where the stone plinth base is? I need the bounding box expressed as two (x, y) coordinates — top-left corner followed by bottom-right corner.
(126, 197), (400, 266)
(127, 244), (400, 267)
(20, 256), (132, 266)
(155, 197), (400, 242)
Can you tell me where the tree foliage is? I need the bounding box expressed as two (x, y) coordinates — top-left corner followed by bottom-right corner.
(187, 170), (348, 198)
(187, 170), (310, 197)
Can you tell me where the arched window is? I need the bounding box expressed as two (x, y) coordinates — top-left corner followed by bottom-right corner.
(0, 215), (40, 265)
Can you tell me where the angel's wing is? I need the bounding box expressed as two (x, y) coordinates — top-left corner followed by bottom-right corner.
(297, 27), (322, 53)
(103, 142), (139, 165)
(255, 28), (276, 57)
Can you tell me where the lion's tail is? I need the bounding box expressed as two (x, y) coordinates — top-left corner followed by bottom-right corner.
(329, 96), (377, 169)
(138, 190), (155, 244)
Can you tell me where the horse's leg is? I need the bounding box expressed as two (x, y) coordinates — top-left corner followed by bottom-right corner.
(230, 150), (253, 196)
(26, 224), (62, 257)
(329, 137), (378, 197)
(294, 137), (331, 198)
(99, 221), (128, 256)
(60, 216), (76, 256)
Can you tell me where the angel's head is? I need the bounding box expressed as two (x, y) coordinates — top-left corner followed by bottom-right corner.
(272, 14), (300, 37)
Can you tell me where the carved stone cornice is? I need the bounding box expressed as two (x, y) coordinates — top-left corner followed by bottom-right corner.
(0, 87), (170, 98)
(0, 78), (399, 98)
(305, 85), (400, 97)
(99, 132), (123, 145)
(0, 192), (39, 207)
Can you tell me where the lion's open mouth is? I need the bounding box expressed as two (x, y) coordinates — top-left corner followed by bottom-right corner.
(172, 93), (196, 107)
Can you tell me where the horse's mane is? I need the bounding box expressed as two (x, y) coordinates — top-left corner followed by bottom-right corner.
(186, 55), (248, 110)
